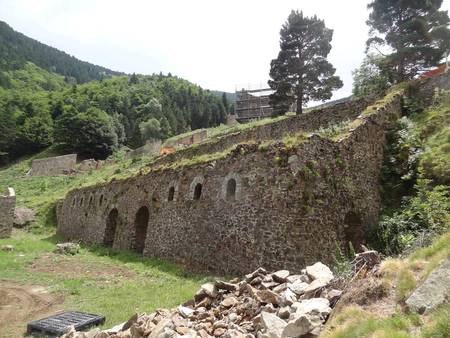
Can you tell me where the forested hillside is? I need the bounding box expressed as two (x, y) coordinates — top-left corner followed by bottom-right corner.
(0, 21), (122, 84)
(0, 67), (229, 161)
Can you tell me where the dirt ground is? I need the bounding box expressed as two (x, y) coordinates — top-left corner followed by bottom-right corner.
(26, 253), (135, 280)
(0, 281), (64, 337)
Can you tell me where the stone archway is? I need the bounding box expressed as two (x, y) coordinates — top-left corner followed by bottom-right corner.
(104, 208), (118, 247)
(134, 206), (149, 253)
(343, 211), (364, 251)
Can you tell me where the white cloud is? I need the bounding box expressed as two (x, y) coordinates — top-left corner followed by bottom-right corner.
(1, 0), (449, 99)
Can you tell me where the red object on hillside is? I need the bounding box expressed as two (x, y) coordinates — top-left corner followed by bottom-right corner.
(419, 63), (448, 79)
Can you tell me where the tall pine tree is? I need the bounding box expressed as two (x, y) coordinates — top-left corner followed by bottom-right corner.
(367, 0), (450, 82)
(268, 10), (343, 115)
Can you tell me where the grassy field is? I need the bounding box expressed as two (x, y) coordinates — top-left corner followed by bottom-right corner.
(0, 230), (209, 335)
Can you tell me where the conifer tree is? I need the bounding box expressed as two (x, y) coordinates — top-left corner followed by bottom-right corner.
(367, 0), (450, 82)
(268, 10), (343, 115)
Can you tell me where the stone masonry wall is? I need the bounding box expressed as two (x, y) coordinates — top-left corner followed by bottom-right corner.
(0, 188), (16, 238)
(31, 154), (77, 176)
(56, 93), (402, 274)
(125, 140), (162, 160)
(153, 98), (372, 167)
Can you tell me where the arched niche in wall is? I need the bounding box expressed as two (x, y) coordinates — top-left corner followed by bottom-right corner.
(343, 211), (364, 252)
(167, 180), (179, 202)
(222, 173), (242, 201)
(134, 206), (149, 253)
(189, 176), (205, 200)
(104, 208), (118, 247)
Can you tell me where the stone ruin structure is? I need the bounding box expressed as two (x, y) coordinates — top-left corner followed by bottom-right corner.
(0, 187), (16, 238)
(165, 130), (208, 148)
(56, 72), (449, 275)
(31, 153), (77, 176)
(125, 140), (163, 160)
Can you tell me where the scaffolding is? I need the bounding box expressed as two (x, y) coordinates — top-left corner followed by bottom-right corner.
(234, 87), (274, 122)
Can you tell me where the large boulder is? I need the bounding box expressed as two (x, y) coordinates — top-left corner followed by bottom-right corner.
(406, 258), (450, 314)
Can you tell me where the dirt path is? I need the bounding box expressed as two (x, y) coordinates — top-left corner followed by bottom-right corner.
(0, 281), (64, 337)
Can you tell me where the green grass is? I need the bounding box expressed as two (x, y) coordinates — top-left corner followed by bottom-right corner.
(324, 307), (420, 338)
(422, 303), (450, 338)
(162, 113), (296, 148)
(0, 230), (208, 329)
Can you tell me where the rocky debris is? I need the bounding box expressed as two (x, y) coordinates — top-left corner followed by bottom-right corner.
(13, 206), (35, 228)
(406, 258), (450, 314)
(1, 244), (14, 252)
(55, 242), (80, 255)
(351, 250), (381, 273)
(63, 262), (342, 338)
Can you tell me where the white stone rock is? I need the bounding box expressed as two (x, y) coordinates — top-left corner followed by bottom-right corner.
(303, 279), (328, 295)
(291, 298), (331, 318)
(281, 313), (323, 338)
(272, 270), (290, 283)
(178, 305), (194, 318)
(288, 281), (309, 295)
(305, 262), (333, 283)
(260, 311), (287, 338)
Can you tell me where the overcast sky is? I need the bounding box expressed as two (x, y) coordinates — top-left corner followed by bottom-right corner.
(1, 0), (449, 99)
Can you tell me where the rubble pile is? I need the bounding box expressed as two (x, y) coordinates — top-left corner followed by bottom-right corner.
(63, 262), (343, 338)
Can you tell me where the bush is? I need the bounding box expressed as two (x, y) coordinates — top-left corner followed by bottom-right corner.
(54, 107), (118, 158)
(370, 180), (449, 255)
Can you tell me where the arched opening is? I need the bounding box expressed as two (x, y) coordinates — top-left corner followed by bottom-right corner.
(343, 212), (364, 252)
(104, 208), (118, 247)
(193, 183), (202, 200)
(168, 186), (175, 201)
(226, 178), (237, 201)
(99, 194), (104, 206)
(89, 195), (93, 206)
(134, 206), (149, 253)
(79, 197), (83, 206)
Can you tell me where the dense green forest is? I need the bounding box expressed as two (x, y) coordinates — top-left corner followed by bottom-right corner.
(0, 21), (232, 161)
(0, 21), (122, 84)
(0, 64), (230, 160)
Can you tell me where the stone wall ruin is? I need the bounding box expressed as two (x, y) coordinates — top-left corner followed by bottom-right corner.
(56, 89), (404, 274)
(31, 154), (77, 176)
(0, 187), (16, 238)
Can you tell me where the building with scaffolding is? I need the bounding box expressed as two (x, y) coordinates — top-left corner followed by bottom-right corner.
(234, 88), (274, 122)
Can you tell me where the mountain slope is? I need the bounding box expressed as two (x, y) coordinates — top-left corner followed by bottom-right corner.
(0, 21), (123, 83)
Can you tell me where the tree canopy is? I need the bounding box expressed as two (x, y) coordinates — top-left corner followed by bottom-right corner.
(366, 0), (450, 82)
(268, 10), (343, 115)
(0, 63), (230, 161)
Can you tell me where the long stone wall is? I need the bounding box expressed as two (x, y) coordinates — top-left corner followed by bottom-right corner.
(152, 98), (372, 168)
(31, 154), (77, 176)
(56, 93), (402, 274)
(0, 188), (15, 238)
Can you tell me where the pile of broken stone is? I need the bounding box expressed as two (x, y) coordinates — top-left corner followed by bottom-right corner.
(63, 262), (343, 338)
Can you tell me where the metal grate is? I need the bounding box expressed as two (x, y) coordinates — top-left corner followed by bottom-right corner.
(27, 311), (105, 336)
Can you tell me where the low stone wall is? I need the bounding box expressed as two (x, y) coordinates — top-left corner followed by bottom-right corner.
(0, 188), (15, 238)
(165, 130), (208, 148)
(125, 140), (162, 160)
(56, 94), (402, 274)
(31, 154), (77, 176)
(154, 98), (372, 167)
